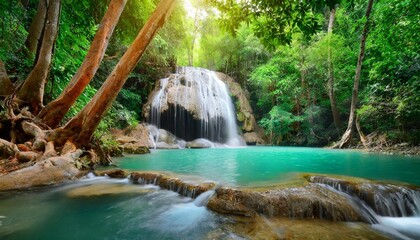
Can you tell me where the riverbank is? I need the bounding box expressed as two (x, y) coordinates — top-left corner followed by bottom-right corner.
(356, 143), (420, 156)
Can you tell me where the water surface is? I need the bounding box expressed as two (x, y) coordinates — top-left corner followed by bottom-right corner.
(115, 146), (420, 186)
(0, 177), (227, 240)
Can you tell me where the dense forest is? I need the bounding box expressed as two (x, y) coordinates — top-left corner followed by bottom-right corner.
(1, 0), (419, 150)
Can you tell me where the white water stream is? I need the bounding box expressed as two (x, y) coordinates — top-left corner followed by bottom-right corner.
(148, 67), (245, 147)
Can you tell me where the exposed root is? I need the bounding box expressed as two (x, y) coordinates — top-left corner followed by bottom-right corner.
(0, 149), (84, 191)
(16, 151), (41, 162)
(62, 140), (77, 155)
(0, 138), (19, 157)
(21, 120), (47, 151)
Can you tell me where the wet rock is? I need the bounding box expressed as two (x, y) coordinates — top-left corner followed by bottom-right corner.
(223, 215), (389, 240)
(130, 171), (216, 198)
(116, 136), (138, 144)
(207, 184), (366, 222)
(186, 139), (213, 148)
(66, 183), (151, 197)
(243, 132), (265, 145)
(94, 169), (128, 178)
(156, 129), (178, 145)
(308, 175), (420, 217)
(123, 143), (150, 154)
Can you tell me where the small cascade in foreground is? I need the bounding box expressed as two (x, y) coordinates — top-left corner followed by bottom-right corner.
(146, 66), (245, 147)
(309, 176), (420, 217)
(310, 176), (420, 239)
(130, 172), (216, 199)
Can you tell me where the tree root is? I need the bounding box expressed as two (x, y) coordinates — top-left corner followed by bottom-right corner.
(0, 138), (19, 157)
(21, 120), (47, 151)
(0, 149), (84, 191)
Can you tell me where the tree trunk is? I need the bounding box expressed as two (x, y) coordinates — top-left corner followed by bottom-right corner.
(0, 60), (15, 96)
(17, 0), (61, 114)
(37, 0), (127, 128)
(333, 0), (374, 149)
(327, 6), (341, 131)
(24, 0), (48, 56)
(59, 0), (177, 146)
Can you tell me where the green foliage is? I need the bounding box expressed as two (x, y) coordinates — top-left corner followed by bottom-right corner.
(1, 0), (419, 147)
(260, 105), (304, 145)
(116, 89), (142, 113)
(95, 102), (139, 138)
(249, 44), (300, 118)
(0, 1), (35, 79)
(209, 0), (329, 46)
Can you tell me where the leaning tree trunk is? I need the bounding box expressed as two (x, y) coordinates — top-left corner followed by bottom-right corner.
(24, 0), (48, 56)
(16, 0), (61, 115)
(327, 6), (341, 131)
(0, 60), (15, 96)
(54, 0), (177, 147)
(333, 0), (374, 148)
(37, 0), (127, 128)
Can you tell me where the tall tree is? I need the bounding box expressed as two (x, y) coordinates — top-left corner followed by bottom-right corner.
(333, 0), (374, 148)
(37, 0), (127, 128)
(16, 0), (61, 114)
(326, 5), (341, 131)
(55, 0), (177, 146)
(24, 0), (48, 56)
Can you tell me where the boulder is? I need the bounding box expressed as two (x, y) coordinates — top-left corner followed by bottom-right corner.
(94, 169), (129, 178)
(186, 138), (214, 148)
(116, 136), (138, 144)
(207, 184), (367, 222)
(122, 143), (150, 154)
(243, 132), (264, 145)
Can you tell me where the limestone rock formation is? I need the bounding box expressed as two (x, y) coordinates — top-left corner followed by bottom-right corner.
(110, 123), (153, 153)
(207, 184), (366, 222)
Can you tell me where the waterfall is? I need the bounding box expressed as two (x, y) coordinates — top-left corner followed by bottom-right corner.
(148, 67), (245, 147)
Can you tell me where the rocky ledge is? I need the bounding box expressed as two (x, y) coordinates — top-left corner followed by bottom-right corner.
(207, 184), (366, 222)
(97, 170), (420, 224)
(95, 169), (216, 199)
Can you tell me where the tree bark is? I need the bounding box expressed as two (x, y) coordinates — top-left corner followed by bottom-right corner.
(0, 60), (15, 96)
(24, 0), (48, 56)
(17, 0), (61, 114)
(327, 6), (341, 131)
(37, 0), (127, 128)
(333, 0), (374, 148)
(60, 0), (177, 146)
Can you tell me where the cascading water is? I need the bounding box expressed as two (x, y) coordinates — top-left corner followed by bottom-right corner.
(311, 176), (420, 239)
(147, 67), (245, 147)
